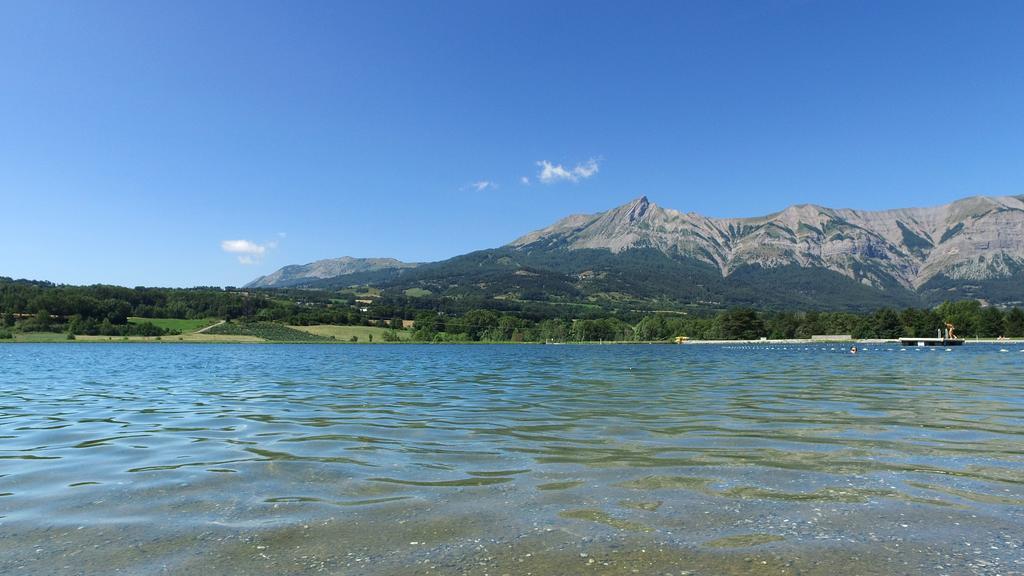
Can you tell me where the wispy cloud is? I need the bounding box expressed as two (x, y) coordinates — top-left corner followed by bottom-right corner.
(520, 176), (531, 186)
(463, 180), (497, 192)
(536, 158), (600, 184)
(220, 239), (278, 265)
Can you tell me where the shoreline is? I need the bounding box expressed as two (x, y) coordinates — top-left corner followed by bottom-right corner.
(3, 334), (1024, 345)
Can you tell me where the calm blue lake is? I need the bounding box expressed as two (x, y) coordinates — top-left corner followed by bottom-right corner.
(2, 343), (1023, 575)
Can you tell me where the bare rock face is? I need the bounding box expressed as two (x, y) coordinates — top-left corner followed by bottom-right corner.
(245, 257), (418, 288)
(510, 195), (1024, 290)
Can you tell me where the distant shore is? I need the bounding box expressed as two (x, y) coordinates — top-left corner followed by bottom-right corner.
(680, 338), (1024, 345)
(4, 333), (1024, 346)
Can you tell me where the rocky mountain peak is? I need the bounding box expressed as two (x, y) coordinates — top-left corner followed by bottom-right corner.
(600, 195), (656, 226)
(509, 195), (1024, 290)
(625, 195), (650, 221)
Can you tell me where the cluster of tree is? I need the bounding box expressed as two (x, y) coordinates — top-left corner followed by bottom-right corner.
(0, 278), (376, 334)
(1, 278), (271, 321)
(253, 303), (365, 326)
(404, 301), (1024, 343)
(3, 309), (170, 336)
(632, 303), (1023, 341)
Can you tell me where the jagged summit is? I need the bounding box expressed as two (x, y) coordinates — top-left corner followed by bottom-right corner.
(622, 196), (651, 221)
(510, 195), (1024, 290)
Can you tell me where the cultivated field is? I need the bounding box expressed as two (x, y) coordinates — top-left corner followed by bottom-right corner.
(290, 324), (411, 342)
(127, 317), (218, 332)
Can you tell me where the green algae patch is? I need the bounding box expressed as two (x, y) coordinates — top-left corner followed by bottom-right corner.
(718, 485), (880, 503)
(536, 480), (584, 491)
(559, 508), (651, 532)
(704, 533), (784, 548)
(369, 476), (512, 487)
(467, 468), (530, 477)
(906, 481), (1024, 506)
(719, 485), (958, 507)
(615, 475), (712, 491)
(618, 499), (662, 511)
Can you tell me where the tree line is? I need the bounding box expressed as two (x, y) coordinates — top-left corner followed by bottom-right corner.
(3, 277), (1022, 342)
(0, 278), (375, 335)
(408, 301), (1024, 342)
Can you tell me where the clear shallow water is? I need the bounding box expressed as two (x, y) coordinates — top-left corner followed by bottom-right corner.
(1, 343), (1023, 575)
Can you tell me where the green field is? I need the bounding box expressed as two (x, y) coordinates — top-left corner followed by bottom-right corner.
(128, 317), (218, 332)
(7, 332), (76, 342)
(291, 324), (410, 342)
(4, 331), (263, 343)
(204, 321), (331, 342)
(338, 286), (382, 298)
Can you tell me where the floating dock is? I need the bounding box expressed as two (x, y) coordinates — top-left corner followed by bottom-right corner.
(899, 337), (965, 347)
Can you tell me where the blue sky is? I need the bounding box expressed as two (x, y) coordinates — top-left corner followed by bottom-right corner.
(2, 1), (1022, 287)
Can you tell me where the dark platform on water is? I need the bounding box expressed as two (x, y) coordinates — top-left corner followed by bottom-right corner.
(899, 337), (965, 347)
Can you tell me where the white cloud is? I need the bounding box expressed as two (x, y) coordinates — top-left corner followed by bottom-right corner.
(537, 161), (573, 183)
(221, 240), (265, 255)
(536, 158), (600, 184)
(520, 176), (531, 186)
(220, 239), (276, 264)
(573, 158), (599, 179)
(464, 180), (497, 192)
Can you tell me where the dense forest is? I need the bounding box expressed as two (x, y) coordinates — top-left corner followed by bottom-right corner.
(406, 300), (1024, 342)
(2, 277), (1022, 342)
(0, 278), (368, 337)
(304, 248), (931, 312)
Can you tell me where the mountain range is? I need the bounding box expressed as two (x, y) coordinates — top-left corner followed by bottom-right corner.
(247, 195), (1024, 311)
(246, 256), (419, 289)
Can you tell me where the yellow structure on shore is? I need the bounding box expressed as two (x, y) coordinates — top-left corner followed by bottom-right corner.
(674, 336), (689, 344)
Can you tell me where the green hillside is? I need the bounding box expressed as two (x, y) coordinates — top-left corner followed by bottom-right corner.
(353, 247), (925, 313)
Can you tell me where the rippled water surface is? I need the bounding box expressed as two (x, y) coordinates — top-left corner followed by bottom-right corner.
(2, 343), (1023, 575)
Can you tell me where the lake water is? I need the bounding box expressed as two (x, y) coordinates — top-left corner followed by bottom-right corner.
(1, 343), (1023, 575)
